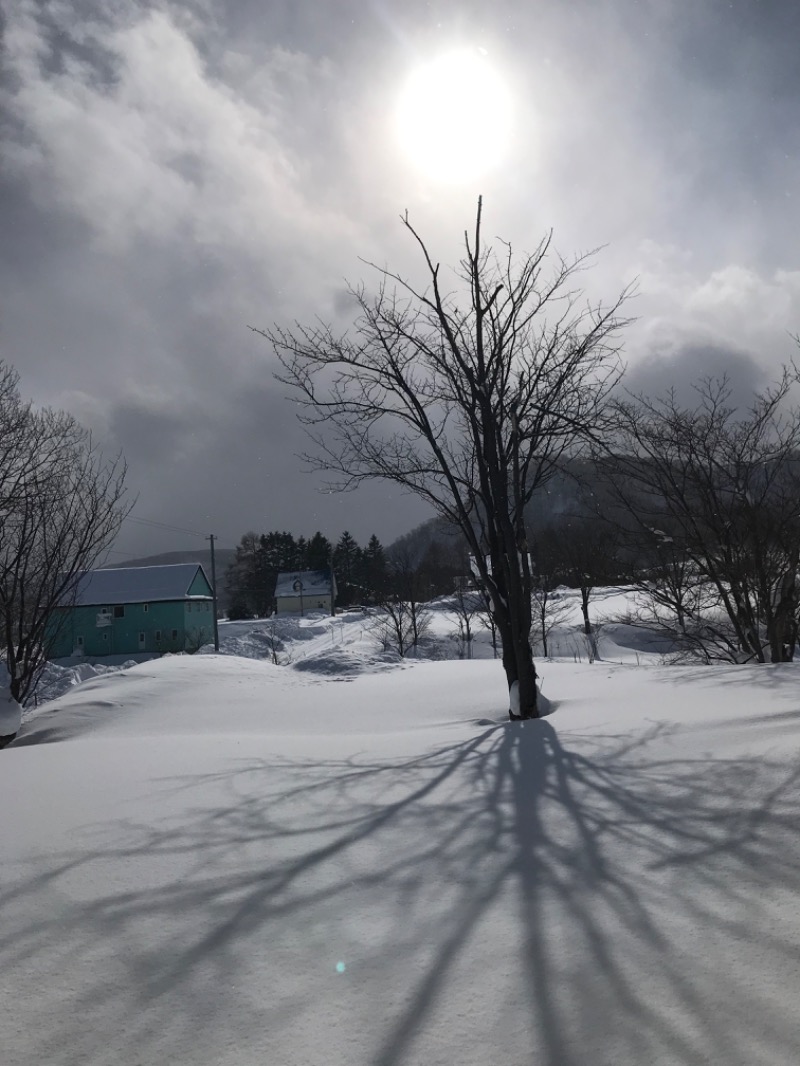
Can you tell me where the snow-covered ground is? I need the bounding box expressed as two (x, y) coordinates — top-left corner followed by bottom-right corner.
(33, 587), (674, 708)
(4, 597), (800, 1064)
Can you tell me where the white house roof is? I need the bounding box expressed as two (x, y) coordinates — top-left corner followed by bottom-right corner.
(274, 569), (334, 599)
(65, 564), (213, 606)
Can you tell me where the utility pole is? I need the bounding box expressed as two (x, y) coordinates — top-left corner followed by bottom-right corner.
(293, 577), (304, 618)
(207, 533), (220, 652)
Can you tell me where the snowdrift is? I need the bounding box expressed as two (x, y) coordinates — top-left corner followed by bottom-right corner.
(4, 653), (800, 1065)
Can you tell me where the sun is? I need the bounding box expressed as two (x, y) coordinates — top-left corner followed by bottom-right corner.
(395, 48), (514, 183)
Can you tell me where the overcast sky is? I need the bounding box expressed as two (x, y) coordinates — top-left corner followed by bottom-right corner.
(2, 0), (800, 559)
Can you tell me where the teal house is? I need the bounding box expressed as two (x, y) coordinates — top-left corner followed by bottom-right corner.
(48, 564), (215, 659)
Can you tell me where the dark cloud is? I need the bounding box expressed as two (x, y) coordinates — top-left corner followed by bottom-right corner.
(2, 0), (800, 557)
(623, 342), (768, 410)
(109, 378), (433, 556)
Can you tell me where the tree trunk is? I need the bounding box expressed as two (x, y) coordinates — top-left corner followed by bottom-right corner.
(580, 592), (599, 660)
(770, 571), (798, 663)
(580, 589), (592, 635)
(496, 594), (538, 720)
(505, 638), (539, 720)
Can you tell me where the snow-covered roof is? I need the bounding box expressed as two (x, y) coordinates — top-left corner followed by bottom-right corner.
(64, 564), (213, 606)
(274, 569), (333, 599)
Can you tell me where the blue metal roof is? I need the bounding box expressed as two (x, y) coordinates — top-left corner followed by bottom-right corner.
(65, 564), (213, 606)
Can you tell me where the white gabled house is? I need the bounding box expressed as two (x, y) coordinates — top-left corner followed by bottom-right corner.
(274, 569), (336, 616)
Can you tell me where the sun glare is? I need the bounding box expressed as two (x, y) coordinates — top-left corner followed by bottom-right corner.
(395, 49), (513, 183)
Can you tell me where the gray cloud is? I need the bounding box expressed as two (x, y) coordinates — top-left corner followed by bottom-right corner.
(622, 342), (768, 411)
(105, 379), (433, 558)
(2, 0), (800, 556)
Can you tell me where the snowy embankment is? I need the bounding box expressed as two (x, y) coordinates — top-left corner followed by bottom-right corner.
(34, 585), (674, 708)
(4, 647), (800, 1066)
(37, 608), (390, 706)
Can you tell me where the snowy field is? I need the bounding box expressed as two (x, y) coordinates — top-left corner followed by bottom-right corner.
(4, 599), (800, 1065)
(35, 588), (677, 707)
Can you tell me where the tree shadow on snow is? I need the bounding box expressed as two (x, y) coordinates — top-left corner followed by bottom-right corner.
(4, 717), (800, 1065)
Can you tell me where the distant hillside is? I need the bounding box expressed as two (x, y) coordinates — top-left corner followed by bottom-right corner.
(388, 458), (612, 561)
(110, 549), (237, 609)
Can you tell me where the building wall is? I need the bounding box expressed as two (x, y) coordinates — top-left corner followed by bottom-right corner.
(274, 594), (332, 615)
(188, 570), (214, 597)
(48, 600), (211, 658)
(183, 600), (215, 650)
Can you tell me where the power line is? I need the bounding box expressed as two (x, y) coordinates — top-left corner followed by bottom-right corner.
(123, 515), (208, 538)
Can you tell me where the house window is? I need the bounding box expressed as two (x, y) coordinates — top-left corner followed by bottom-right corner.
(76, 635), (84, 648)
(171, 629), (178, 640)
(143, 604), (149, 613)
(114, 605), (125, 618)
(155, 630), (162, 642)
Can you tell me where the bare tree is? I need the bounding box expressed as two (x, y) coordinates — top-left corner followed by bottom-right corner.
(184, 627), (213, 654)
(560, 518), (618, 651)
(450, 584), (483, 659)
(386, 544), (433, 650)
(372, 596), (421, 659)
(371, 548), (432, 658)
(471, 577), (500, 658)
(259, 200), (630, 718)
(530, 584), (573, 659)
(0, 363), (131, 703)
(613, 527), (741, 664)
(601, 368), (800, 663)
(527, 530), (573, 658)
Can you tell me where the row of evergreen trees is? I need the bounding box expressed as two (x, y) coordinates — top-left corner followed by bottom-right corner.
(225, 530), (390, 618)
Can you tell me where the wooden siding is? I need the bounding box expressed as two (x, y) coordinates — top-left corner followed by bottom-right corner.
(274, 594), (333, 615)
(47, 599), (213, 658)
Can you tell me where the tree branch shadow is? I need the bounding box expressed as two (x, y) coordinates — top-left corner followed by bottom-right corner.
(3, 717), (800, 1065)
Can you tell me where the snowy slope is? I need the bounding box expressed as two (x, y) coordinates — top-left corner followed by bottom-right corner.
(3, 652), (800, 1066)
(34, 586), (674, 710)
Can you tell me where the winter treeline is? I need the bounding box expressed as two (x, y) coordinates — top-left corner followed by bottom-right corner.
(490, 367), (800, 666)
(225, 530), (390, 618)
(386, 361), (800, 668)
(225, 527), (475, 624)
(597, 369), (800, 663)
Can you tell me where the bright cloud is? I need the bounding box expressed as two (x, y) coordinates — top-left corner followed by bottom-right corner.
(2, 2), (360, 263)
